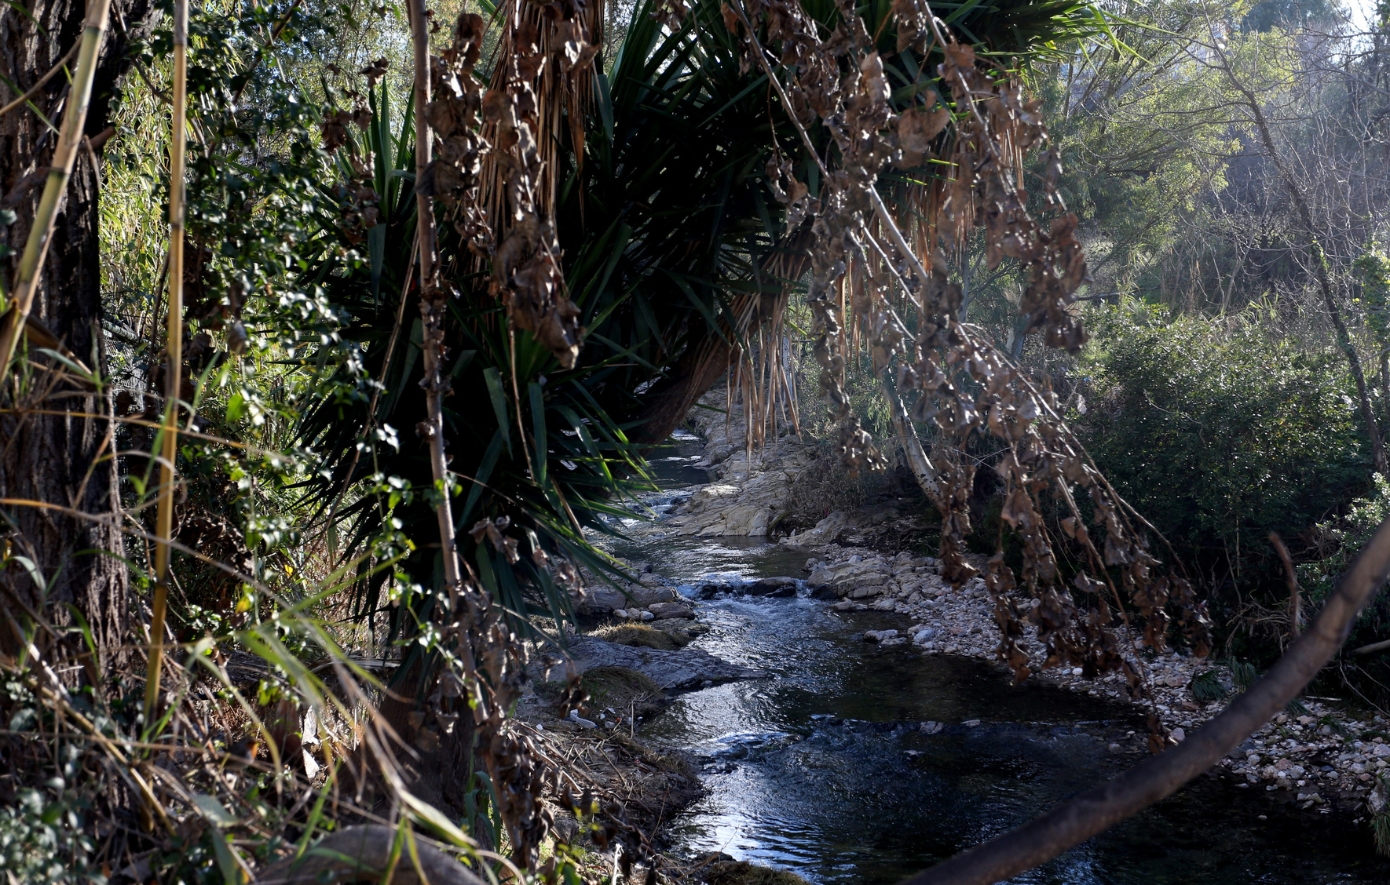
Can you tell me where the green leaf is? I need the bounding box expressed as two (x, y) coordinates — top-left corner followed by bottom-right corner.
(192, 792), (238, 827)
(483, 367), (512, 456)
(529, 381), (547, 487)
(208, 832), (240, 885)
(402, 790), (477, 849)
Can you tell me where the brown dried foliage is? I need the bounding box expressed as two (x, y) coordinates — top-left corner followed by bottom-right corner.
(393, 5), (605, 865)
(729, 0), (1211, 713)
(471, 0), (603, 369)
(403, 4), (606, 860)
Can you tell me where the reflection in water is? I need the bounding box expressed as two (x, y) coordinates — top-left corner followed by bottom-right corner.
(598, 436), (1390, 884)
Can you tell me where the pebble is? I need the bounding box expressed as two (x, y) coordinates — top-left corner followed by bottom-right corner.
(863, 629), (900, 643)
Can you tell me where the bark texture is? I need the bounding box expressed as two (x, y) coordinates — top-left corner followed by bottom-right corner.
(0, 0), (152, 670)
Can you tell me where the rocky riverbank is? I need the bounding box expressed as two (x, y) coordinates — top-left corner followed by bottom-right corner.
(515, 560), (773, 874)
(522, 394), (1390, 884)
(799, 542), (1390, 818)
(649, 394), (1390, 824)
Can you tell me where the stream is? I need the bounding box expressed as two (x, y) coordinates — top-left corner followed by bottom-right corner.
(600, 433), (1390, 884)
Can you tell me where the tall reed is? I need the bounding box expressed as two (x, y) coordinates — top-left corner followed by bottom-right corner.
(407, 0), (463, 587)
(144, 0), (189, 723)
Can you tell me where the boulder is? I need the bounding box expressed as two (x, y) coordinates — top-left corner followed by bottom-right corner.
(745, 576), (798, 597)
(786, 514), (837, 546)
(648, 602), (696, 620)
(580, 586), (628, 614)
(627, 584), (680, 606)
(695, 582), (728, 599)
(847, 583), (885, 599)
(577, 583), (677, 614)
(566, 637), (767, 691)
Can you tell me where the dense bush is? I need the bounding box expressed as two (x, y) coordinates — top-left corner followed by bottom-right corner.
(1299, 476), (1390, 699)
(1076, 303), (1372, 622)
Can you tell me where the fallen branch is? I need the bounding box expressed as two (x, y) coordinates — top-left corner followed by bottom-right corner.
(1353, 637), (1390, 656)
(898, 514), (1390, 885)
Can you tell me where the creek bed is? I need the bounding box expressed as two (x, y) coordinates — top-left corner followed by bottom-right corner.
(600, 437), (1390, 884)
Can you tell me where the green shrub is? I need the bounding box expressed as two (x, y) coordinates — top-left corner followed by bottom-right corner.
(703, 859), (812, 885)
(1300, 474), (1390, 615)
(1077, 304), (1371, 582)
(1190, 669), (1229, 702)
(579, 667), (668, 718)
(1298, 475), (1390, 701)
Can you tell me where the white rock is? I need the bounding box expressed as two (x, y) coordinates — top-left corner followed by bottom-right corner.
(913, 627), (939, 645)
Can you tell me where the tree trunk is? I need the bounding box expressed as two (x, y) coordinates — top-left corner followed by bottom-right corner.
(0, 0), (153, 674)
(633, 238), (811, 445)
(881, 368), (939, 500)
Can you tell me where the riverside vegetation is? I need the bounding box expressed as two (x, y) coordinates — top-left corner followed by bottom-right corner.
(7, 0), (1390, 883)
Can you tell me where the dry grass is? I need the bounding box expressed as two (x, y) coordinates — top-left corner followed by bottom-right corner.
(580, 666), (667, 718)
(700, 859), (812, 885)
(591, 623), (687, 650)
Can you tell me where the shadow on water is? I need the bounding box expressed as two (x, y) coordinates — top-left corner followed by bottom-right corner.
(598, 436), (1390, 884)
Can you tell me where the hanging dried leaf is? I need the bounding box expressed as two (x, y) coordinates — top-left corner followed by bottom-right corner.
(721, 0), (1212, 736)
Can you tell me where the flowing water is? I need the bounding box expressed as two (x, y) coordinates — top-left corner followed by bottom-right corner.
(600, 434), (1390, 884)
